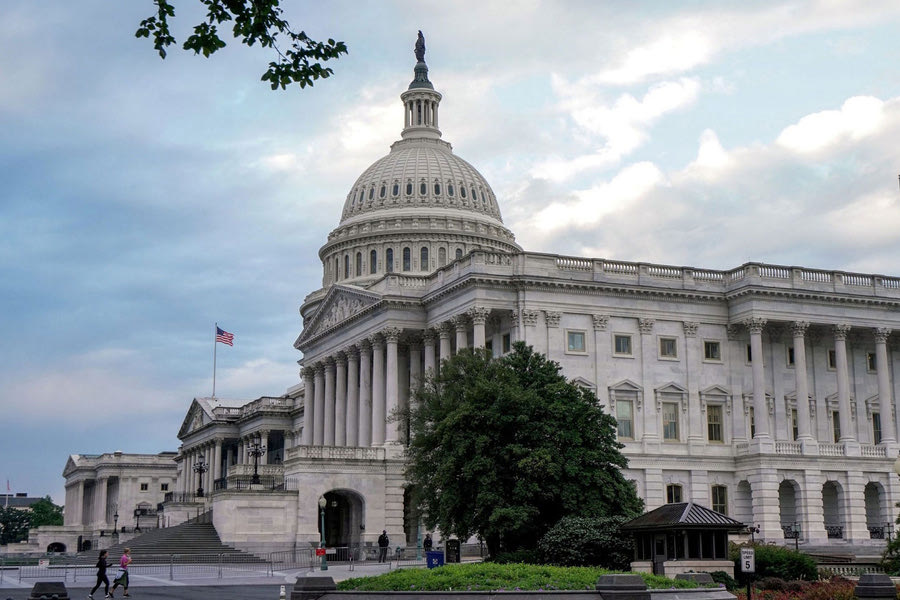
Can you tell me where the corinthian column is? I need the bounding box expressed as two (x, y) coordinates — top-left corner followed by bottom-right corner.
(833, 324), (854, 443)
(346, 346), (360, 447)
(423, 329), (436, 374)
(409, 338), (423, 391)
(453, 314), (468, 352)
(875, 328), (895, 444)
(371, 335), (386, 445)
(468, 307), (490, 348)
(335, 353), (347, 446)
(384, 327), (401, 444)
(745, 318), (771, 440)
(358, 339), (373, 447)
(324, 358), (336, 446)
(438, 322), (452, 363)
(791, 322), (814, 443)
(301, 367), (315, 445)
(313, 363), (325, 445)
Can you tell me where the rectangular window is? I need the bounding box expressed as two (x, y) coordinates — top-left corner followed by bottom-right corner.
(786, 346), (795, 366)
(502, 333), (511, 353)
(711, 485), (728, 515)
(140, 483), (148, 492)
(791, 408), (798, 441)
(663, 402), (679, 441)
(828, 349), (837, 369)
(867, 352), (877, 372)
(161, 483), (169, 491)
(749, 406), (755, 438)
(746, 344), (753, 363)
(659, 337), (678, 359)
(873, 413), (882, 445)
(707, 405), (723, 442)
(616, 400), (634, 439)
(614, 334), (632, 356)
(832, 410), (841, 442)
(666, 484), (683, 503)
(704, 340), (721, 361)
(567, 330), (586, 353)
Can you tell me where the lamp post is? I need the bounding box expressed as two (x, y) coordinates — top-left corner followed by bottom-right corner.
(748, 524), (760, 543)
(885, 521), (895, 542)
(792, 522), (801, 551)
(318, 496), (328, 571)
(193, 458), (208, 497)
(248, 442), (266, 485)
(113, 507), (119, 540)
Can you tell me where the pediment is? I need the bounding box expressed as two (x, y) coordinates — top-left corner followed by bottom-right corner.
(701, 385), (730, 397)
(177, 399), (210, 439)
(656, 381), (688, 395)
(297, 285), (382, 344)
(609, 379), (642, 392)
(62, 456), (79, 477)
(571, 377), (595, 391)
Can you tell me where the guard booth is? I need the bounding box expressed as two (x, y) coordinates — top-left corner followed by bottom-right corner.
(622, 502), (745, 578)
(445, 539), (461, 563)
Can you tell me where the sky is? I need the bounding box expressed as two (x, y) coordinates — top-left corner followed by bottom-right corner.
(3, 1), (900, 505)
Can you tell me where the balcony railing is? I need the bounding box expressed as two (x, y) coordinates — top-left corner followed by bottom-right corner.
(287, 445), (386, 461)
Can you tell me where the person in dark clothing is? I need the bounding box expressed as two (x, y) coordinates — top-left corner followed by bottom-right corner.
(423, 533), (433, 551)
(377, 530), (389, 562)
(88, 549), (109, 599)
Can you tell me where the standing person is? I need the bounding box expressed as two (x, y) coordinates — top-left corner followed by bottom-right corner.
(423, 533), (433, 552)
(109, 547), (132, 598)
(377, 530), (389, 563)
(88, 549), (109, 599)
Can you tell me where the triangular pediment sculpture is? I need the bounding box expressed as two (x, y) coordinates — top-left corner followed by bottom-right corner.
(177, 399), (209, 439)
(297, 285), (382, 345)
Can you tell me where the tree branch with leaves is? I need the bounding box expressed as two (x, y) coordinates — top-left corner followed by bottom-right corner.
(136, 0), (348, 90)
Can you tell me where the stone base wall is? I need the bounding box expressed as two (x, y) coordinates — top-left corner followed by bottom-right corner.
(212, 491), (298, 555)
(631, 560), (735, 578)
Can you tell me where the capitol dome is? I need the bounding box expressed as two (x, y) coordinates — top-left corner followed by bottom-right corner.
(316, 42), (520, 290)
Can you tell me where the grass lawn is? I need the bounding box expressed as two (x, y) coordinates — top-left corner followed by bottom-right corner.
(336, 562), (704, 591)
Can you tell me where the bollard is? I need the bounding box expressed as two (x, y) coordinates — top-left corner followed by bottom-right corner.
(279, 584), (286, 600)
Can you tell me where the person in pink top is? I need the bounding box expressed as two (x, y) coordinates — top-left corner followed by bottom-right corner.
(109, 548), (132, 598)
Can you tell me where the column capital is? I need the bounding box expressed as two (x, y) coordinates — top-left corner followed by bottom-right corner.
(314, 362), (326, 375)
(301, 366), (316, 379)
(874, 327), (892, 343)
(833, 323), (851, 341)
(592, 314), (609, 331)
(790, 321), (810, 338)
(682, 321), (699, 338)
(324, 356), (336, 369)
(334, 352), (347, 366)
(438, 322), (453, 338)
(422, 328), (437, 344)
(521, 309), (539, 326)
(345, 345), (360, 360)
(467, 306), (491, 325)
(510, 310), (521, 326)
(383, 327), (402, 343)
(369, 333), (384, 348)
(544, 311), (561, 328)
(726, 324), (741, 341)
(451, 314), (468, 330)
(359, 337), (372, 352)
(743, 317), (767, 334)
(638, 318), (655, 335)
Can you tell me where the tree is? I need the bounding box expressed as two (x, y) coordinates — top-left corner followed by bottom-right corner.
(406, 343), (643, 558)
(29, 497), (63, 528)
(136, 1), (348, 90)
(0, 506), (31, 545)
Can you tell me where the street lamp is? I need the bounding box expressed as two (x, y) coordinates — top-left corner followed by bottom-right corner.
(318, 496), (328, 571)
(748, 524), (760, 543)
(248, 442), (266, 485)
(193, 458), (208, 497)
(113, 507), (119, 540)
(792, 522), (801, 551)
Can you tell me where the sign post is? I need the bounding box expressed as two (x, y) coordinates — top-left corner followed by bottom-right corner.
(740, 547), (755, 600)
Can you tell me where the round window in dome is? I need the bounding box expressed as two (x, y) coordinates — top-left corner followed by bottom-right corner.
(380, 185), (386, 198)
(392, 183), (400, 197)
(434, 182), (441, 195)
(460, 185), (466, 198)
(448, 183), (454, 197)
(406, 181), (413, 195)
(420, 182), (427, 195)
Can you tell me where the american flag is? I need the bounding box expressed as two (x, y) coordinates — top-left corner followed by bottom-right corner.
(216, 327), (234, 346)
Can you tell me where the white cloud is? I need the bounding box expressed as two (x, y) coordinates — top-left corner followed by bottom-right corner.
(598, 32), (713, 85)
(776, 96), (885, 154)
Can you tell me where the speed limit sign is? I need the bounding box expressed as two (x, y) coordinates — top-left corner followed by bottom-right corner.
(741, 547), (756, 573)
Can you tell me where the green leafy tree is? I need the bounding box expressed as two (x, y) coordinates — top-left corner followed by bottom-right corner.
(136, 1), (348, 90)
(29, 497), (63, 528)
(406, 343), (643, 558)
(0, 506), (32, 545)
(537, 515), (635, 569)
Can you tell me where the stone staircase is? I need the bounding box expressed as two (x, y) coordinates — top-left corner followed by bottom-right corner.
(75, 514), (262, 563)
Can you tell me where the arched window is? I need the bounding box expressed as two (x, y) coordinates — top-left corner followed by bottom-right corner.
(402, 247), (411, 271)
(355, 252), (362, 276)
(438, 247), (447, 266)
(368, 187), (374, 200)
(344, 255), (350, 279)
(406, 181), (413, 195)
(357, 189), (364, 203)
(335, 256), (340, 280)
(420, 182), (427, 195)
(434, 182), (441, 195)
(455, 248), (463, 260)
(420, 247), (429, 270)
(386, 248), (394, 273)
(370, 249), (377, 274)
(392, 183), (400, 196)
(460, 185), (467, 198)
(379, 185), (386, 198)
(448, 183), (454, 197)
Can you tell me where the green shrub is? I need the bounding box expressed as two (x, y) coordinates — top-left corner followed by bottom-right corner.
(491, 549), (541, 564)
(729, 543), (818, 584)
(537, 515), (633, 569)
(709, 570), (739, 590)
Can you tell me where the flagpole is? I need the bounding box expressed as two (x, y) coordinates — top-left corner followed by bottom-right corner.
(213, 322), (218, 398)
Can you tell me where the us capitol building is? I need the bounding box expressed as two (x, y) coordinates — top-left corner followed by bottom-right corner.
(57, 39), (900, 557)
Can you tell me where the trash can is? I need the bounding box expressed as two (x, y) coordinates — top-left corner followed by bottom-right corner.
(426, 550), (445, 569)
(445, 539), (460, 563)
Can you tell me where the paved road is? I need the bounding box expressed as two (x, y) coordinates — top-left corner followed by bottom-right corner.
(1, 583), (286, 600)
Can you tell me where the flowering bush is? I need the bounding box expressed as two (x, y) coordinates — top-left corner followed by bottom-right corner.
(732, 576), (856, 600)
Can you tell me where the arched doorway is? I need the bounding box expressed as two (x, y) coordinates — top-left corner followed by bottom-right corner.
(47, 542), (66, 553)
(822, 480), (845, 539)
(734, 481), (753, 528)
(319, 489), (365, 550)
(778, 480), (801, 541)
(865, 482), (887, 539)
